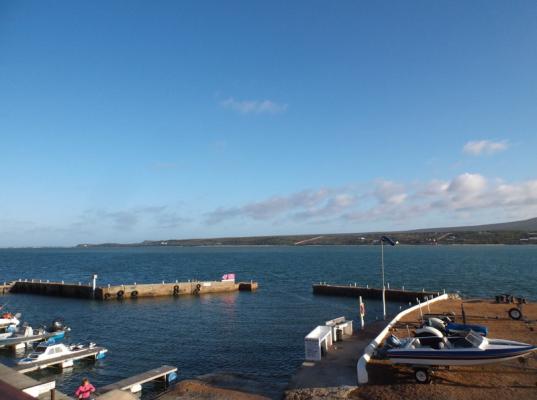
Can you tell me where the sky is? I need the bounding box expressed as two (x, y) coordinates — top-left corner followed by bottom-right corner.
(1, 1), (537, 247)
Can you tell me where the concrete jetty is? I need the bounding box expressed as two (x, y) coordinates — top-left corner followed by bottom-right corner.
(312, 283), (439, 302)
(98, 365), (177, 394)
(4, 279), (258, 300)
(0, 363), (71, 400)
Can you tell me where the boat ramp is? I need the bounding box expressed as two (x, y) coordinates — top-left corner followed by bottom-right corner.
(0, 363), (71, 400)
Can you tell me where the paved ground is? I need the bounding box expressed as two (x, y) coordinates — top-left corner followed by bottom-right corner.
(286, 321), (386, 390)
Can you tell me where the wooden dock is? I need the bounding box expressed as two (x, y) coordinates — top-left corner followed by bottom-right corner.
(312, 283), (439, 302)
(5, 278), (258, 300)
(0, 331), (66, 350)
(14, 346), (107, 374)
(98, 365), (178, 394)
(0, 363), (71, 400)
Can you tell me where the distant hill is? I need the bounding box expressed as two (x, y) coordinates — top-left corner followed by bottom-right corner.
(408, 217), (537, 233)
(76, 217), (537, 248)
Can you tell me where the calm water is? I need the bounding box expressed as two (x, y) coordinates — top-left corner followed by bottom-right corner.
(0, 245), (536, 398)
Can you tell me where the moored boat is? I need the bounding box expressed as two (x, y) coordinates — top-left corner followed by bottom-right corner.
(17, 341), (107, 365)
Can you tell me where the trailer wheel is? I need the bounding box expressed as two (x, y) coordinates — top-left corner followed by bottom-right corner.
(508, 307), (522, 320)
(414, 368), (431, 384)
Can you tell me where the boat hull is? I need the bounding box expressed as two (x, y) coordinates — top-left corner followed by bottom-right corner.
(388, 345), (536, 366)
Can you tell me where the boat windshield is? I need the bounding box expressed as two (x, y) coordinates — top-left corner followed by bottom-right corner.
(465, 331), (484, 348)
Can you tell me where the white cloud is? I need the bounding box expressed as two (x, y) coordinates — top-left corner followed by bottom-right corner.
(374, 180), (408, 205)
(462, 140), (509, 156)
(74, 206), (187, 231)
(220, 97), (287, 114)
(205, 188), (347, 224)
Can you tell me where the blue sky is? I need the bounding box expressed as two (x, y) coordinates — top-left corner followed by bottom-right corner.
(1, 1), (537, 246)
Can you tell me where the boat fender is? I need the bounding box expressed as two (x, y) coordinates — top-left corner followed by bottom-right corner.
(173, 285), (180, 292)
(196, 283), (201, 290)
(131, 290), (138, 298)
(104, 293), (111, 300)
(508, 307), (522, 320)
(167, 371), (178, 383)
(117, 290), (125, 298)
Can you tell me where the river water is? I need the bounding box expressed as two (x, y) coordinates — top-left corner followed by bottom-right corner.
(0, 245), (536, 398)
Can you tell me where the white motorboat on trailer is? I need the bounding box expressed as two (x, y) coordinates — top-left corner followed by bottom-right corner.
(386, 329), (535, 366)
(383, 330), (536, 382)
(17, 341), (107, 365)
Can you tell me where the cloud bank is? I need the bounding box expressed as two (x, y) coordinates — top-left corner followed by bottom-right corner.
(206, 173), (537, 227)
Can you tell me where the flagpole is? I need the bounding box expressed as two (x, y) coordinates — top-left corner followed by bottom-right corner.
(381, 239), (386, 320)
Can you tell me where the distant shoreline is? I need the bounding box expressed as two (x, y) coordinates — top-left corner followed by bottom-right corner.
(1, 242), (536, 250)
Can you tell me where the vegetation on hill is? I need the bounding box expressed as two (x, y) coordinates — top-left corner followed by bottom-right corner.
(76, 218), (537, 248)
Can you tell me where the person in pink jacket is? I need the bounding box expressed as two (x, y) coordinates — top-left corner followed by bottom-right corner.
(75, 378), (95, 399)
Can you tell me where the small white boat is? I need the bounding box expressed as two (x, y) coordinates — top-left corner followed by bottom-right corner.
(17, 341), (106, 365)
(0, 312), (21, 328)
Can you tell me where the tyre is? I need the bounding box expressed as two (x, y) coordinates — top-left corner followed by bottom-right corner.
(414, 368), (431, 384)
(131, 290), (138, 298)
(508, 307), (522, 320)
(117, 290), (125, 298)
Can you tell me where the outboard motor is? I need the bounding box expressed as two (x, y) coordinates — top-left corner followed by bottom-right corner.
(385, 334), (402, 349)
(49, 319), (64, 332)
(376, 334), (402, 358)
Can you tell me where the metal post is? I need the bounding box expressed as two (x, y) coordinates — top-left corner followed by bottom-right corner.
(92, 274), (98, 299)
(381, 240), (386, 320)
(359, 296), (365, 330)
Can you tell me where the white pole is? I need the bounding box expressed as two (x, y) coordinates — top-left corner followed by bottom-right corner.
(359, 296), (365, 330)
(417, 298), (423, 320)
(92, 274), (98, 299)
(381, 240), (386, 320)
